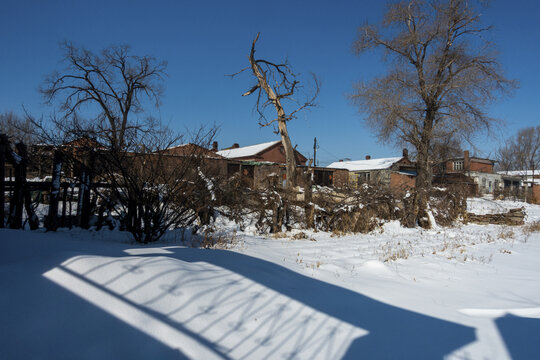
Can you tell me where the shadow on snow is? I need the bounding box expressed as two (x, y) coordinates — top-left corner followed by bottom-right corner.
(1, 230), (477, 359)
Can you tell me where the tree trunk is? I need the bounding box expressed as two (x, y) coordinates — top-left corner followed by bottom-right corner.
(413, 131), (433, 229)
(304, 165), (314, 228)
(277, 117), (296, 189)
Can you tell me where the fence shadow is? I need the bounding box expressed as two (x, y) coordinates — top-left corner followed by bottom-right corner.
(1, 231), (476, 359)
(496, 314), (540, 360)
(166, 247), (476, 359)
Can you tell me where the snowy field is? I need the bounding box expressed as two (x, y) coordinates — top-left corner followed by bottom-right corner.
(1, 198), (540, 359)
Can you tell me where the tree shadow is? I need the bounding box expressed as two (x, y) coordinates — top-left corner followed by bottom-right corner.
(496, 314), (540, 360)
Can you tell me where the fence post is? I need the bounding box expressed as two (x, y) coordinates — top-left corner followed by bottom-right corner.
(16, 143), (39, 230)
(47, 150), (63, 231)
(61, 183), (68, 227)
(77, 151), (95, 229)
(8, 142), (25, 229)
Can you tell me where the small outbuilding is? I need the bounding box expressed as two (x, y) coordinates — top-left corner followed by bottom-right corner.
(327, 150), (415, 193)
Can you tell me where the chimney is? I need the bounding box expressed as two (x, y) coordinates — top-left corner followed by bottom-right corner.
(464, 150), (470, 171)
(212, 141), (218, 152)
(365, 155), (371, 160)
(402, 148), (408, 158)
(232, 143), (239, 149)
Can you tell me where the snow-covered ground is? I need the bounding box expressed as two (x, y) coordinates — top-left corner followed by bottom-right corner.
(1, 198), (540, 359)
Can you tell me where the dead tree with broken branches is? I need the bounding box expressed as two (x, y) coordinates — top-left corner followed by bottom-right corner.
(233, 33), (319, 190)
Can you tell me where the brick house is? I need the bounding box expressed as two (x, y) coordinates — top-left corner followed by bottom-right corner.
(327, 149), (416, 193)
(497, 170), (540, 187)
(433, 150), (504, 194)
(216, 140), (307, 165)
(161, 143), (225, 159)
(213, 141), (349, 188)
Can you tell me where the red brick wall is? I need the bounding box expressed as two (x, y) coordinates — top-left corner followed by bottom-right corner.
(257, 145), (306, 165)
(258, 145), (287, 163)
(390, 172), (415, 194)
(234, 144), (306, 165)
(333, 169), (349, 188)
(532, 184), (540, 204)
(469, 161), (493, 173)
(203, 158), (228, 177)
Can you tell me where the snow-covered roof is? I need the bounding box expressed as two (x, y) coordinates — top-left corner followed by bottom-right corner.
(498, 170), (540, 177)
(165, 143), (189, 150)
(327, 157), (403, 171)
(217, 140), (280, 159)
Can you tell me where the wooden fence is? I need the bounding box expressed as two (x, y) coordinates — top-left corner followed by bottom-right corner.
(1, 134), (105, 231)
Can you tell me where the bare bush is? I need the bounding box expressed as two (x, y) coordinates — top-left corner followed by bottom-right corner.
(94, 126), (216, 243)
(429, 186), (468, 226)
(216, 176), (298, 234)
(311, 184), (399, 233)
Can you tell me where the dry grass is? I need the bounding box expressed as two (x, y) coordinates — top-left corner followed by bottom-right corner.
(497, 227), (515, 240)
(200, 229), (239, 249)
(380, 241), (412, 262)
(524, 220), (540, 235)
(272, 232), (288, 239)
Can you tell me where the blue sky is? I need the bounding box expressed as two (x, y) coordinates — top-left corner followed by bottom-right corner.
(1, 0), (539, 165)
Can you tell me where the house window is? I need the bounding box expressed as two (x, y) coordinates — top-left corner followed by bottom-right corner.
(314, 170), (333, 187)
(453, 160), (464, 171)
(357, 172), (371, 185)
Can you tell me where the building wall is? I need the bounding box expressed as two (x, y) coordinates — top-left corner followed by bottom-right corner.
(389, 172), (416, 194)
(469, 161), (493, 173)
(332, 169), (349, 188)
(349, 170), (392, 188)
(469, 171), (502, 194)
(256, 145), (306, 165)
(232, 144), (307, 166)
(253, 164), (281, 188)
(532, 184), (540, 204)
(443, 157), (493, 174)
(203, 158), (228, 177)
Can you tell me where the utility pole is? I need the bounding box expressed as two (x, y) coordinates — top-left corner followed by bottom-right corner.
(313, 137), (317, 167)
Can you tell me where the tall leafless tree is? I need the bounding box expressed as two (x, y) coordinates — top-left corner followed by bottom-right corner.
(495, 143), (514, 174)
(497, 126), (540, 176)
(233, 33), (319, 189)
(41, 42), (167, 151)
(0, 111), (38, 145)
(351, 0), (515, 226)
(514, 126), (540, 176)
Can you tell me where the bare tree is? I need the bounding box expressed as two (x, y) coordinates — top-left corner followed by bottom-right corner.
(495, 142), (514, 173)
(351, 0), (515, 226)
(233, 33), (319, 189)
(430, 133), (463, 163)
(497, 126), (540, 176)
(514, 126), (540, 176)
(0, 111), (38, 145)
(41, 42), (166, 151)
